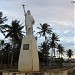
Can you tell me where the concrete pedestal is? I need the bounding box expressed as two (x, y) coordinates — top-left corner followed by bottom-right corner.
(18, 35), (39, 72)
(51, 71), (67, 75)
(2, 71), (67, 75)
(2, 71), (49, 75)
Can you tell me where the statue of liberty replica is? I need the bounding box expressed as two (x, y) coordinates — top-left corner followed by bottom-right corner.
(25, 10), (35, 35)
(18, 5), (39, 72)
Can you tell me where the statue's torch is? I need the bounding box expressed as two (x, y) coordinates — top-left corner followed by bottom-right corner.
(22, 4), (26, 16)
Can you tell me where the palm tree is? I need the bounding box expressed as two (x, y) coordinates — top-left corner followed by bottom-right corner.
(37, 23), (52, 41)
(0, 40), (12, 69)
(0, 12), (7, 36)
(3, 20), (24, 68)
(3, 43), (12, 67)
(0, 40), (5, 68)
(39, 40), (50, 66)
(57, 44), (65, 58)
(0, 12), (7, 24)
(5, 20), (24, 40)
(67, 49), (73, 59)
(49, 33), (59, 57)
(57, 44), (61, 58)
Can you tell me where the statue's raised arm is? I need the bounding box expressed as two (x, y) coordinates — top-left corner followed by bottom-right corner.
(22, 5), (26, 16)
(22, 5), (35, 36)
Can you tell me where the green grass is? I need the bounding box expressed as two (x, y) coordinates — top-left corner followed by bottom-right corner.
(68, 71), (75, 75)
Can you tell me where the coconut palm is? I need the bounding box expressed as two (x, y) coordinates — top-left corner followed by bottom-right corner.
(3, 20), (24, 68)
(0, 12), (7, 36)
(39, 40), (50, 66)
(0, 40), (5, 68)
(57, 44), (61, 58)
(5, 20), (24, 40)
(0, 12), (7, 24)
(49, 33), (59, 57)
(57, 44), (65, 58)
(0, 40), (12, 68)
(3, 43), (12, 67)
(37, 23), (52, 41)
(67, 49), (73, 59)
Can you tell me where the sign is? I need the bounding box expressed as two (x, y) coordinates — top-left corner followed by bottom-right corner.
(23, 44), (29, 50)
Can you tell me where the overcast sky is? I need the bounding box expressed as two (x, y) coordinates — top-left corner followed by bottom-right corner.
(0, 0), (75, 57)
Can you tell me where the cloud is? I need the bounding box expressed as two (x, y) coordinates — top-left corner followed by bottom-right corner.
(0, 0), (74, 54)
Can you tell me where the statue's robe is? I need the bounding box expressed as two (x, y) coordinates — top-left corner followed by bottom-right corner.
(25, 14), (34, 35)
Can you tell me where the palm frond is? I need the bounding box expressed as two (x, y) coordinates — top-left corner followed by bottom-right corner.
(0, 29), (5, 36)
(5, 31), (12, 38)
(18, 26), (24, 30)
(37, 27), (42, 30)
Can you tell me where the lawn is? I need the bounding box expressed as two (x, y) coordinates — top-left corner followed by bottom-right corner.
(68, 71), (75, 75)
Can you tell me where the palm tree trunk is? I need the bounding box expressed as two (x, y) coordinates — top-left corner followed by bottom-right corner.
(0, 53), (3, 69)
(51, 48), (53, 57)
(45, 36), (46, 42)
(53, 48), (55, 57)
(10, 50), (13, 68)
(59, 52), (60, 58)
(58, 51), (60, 58)
(10, 38), (14, 69)
(47, 53), (49, 66)
(8, 52), (9, 68)
(0, 60), (2, 69)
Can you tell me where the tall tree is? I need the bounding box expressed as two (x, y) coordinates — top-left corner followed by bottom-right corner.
(57, 44), (65, 58)
(67, 49), (73, 59)
(5, 20), (24, 40)
(0, 40), (5, 68)
(37, 23), (52, 41)
(3, 20), (24, 68)
(0, 12), (7, 36)
(49, 33), (59, 57)
(0, 12), (7, 24)
(3, 43), (12, 67)
(37, 23), (52, 66)
(39, 41), (50, 66)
